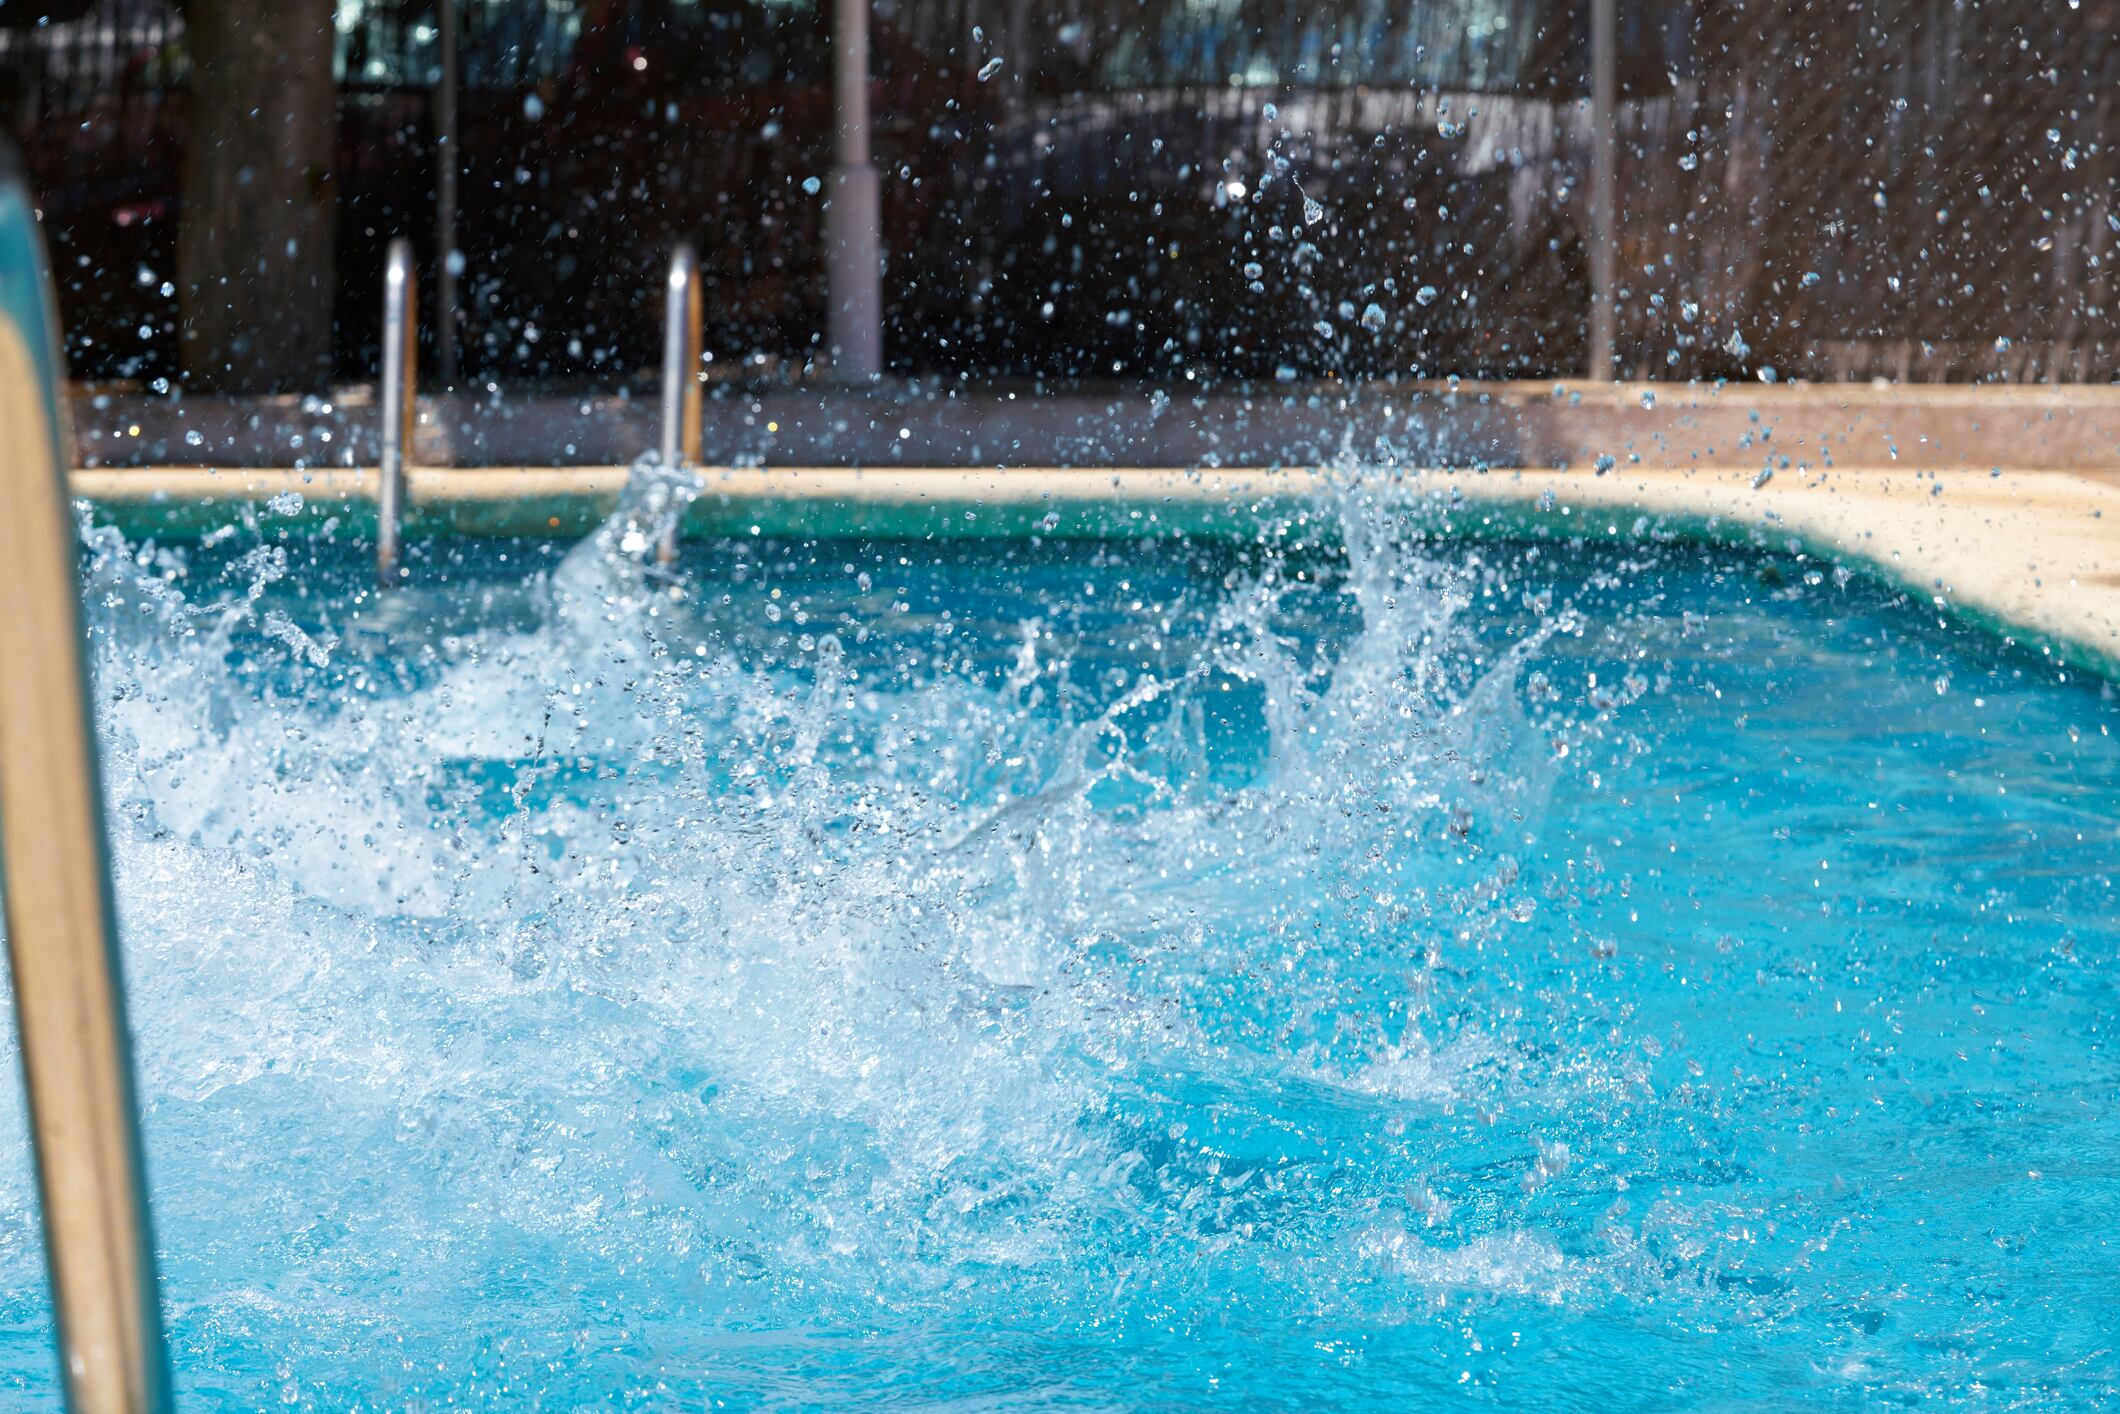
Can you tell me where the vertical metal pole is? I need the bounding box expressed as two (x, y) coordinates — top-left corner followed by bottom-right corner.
(825, 0), (883, 382)
(657, 243), (703, 562)
(0, 149), (173, 1414)
(434, 0), (461, 386)
(1588, 0), (1618, 379)
(378, 238), (417, 587)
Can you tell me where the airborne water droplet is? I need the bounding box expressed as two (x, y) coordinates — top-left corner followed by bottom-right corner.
(1414, 285), (1438, 306)
(1360, 303), (1387, 333)
(977, 57), (1004, 81)
(802, 176), (823, 195)
(1302, 194), (1326, 226)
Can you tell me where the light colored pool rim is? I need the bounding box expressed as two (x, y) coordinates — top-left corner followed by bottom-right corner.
(71, 462), (2120, 681)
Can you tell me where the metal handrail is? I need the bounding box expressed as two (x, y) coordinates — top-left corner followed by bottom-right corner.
(377, 237), (417, 587)
(657, 242), (702, 562)
(0, 148), (172, 1413)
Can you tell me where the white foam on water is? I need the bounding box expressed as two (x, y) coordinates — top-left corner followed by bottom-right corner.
(0, 465), (1694, 1397)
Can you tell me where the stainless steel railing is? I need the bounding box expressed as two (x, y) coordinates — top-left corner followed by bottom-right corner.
(376, 236), (417, 587)
(657, 242), (703, 562)
(0, 146), (173, 1414)
(379, 240), (702, 573)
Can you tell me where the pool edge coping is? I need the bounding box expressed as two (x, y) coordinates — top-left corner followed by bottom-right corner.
(69, 463), (2120, 683)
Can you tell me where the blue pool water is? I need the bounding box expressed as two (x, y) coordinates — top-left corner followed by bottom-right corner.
(0, 480), (2115, 1408)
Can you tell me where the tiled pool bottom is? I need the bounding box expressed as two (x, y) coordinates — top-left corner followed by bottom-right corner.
(0, 507), (2114, 1408)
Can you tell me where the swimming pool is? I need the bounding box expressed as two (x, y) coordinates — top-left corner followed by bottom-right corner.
(1, 476), (2115, 1408)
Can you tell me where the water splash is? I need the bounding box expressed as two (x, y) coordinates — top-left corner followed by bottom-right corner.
(5, 462), (2111, 1405)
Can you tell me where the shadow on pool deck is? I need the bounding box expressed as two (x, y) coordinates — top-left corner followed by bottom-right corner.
(66, 378), (2120, 475)
(61, 379), (2120, 681)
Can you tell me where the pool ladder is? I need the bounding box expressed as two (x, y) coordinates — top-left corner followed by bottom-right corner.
(372, 240), (706, 585)
(376, 238), (416, 587)
(657, 242), (704, 563)
(0, 148), (172, 1411)
(0, 188), (712, 1404)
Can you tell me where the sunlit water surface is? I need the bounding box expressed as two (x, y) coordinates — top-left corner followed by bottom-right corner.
(0, 482), (2114, 1409)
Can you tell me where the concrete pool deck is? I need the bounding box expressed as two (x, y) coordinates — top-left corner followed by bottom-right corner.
(64, 378), (2120, 473)
(61, 377), (2120, 675)
(68, 460), (2120, 679)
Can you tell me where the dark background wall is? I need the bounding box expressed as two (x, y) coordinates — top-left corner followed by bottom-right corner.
(3, 0), (2115, 389)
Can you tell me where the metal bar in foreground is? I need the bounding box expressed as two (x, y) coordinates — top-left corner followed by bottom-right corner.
(0, 148), (173, 1414)
(378, 237), (417, 587)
